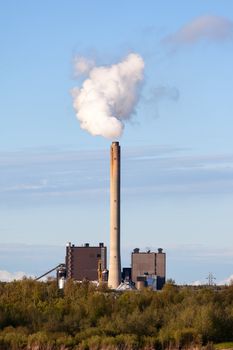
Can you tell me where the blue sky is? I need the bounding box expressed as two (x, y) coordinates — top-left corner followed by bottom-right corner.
(1, 0), (233, 284)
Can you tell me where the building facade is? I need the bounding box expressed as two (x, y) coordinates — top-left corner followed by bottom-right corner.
(66, 242), (107, 282)
(131, 248), (166, 290)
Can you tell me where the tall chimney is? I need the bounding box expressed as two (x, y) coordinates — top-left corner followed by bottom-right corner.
(108, 141), (121, 288)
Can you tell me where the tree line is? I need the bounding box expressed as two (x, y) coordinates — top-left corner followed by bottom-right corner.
(0, 279), (232, 349)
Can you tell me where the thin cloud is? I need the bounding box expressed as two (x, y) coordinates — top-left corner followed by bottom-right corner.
(190, 280), (206, 286)
(1, 147), (233, 207)
(164, 15), (233, 49)
(2, 179), (48, 193)
(0, 244), (64, 277)
(167, 244), (233, 261)
(218, 274), (233, 286)
(0, 270), (33, 282)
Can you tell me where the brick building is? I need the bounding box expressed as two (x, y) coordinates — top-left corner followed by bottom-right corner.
(66, 242), (107, 281)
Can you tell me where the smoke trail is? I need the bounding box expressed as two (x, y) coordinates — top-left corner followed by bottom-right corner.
(152, 86), (179, 102)
(74, 56), (95, 77)
(163, 15), (233, 49)
(72, 53), (144, 139)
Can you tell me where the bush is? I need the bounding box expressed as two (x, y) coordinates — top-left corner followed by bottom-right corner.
(28, 331), (55, 349)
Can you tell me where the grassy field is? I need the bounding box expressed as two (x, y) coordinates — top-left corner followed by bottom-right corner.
(215, 343), (233, 349)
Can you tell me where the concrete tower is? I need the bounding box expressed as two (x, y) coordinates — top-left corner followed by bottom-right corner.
(108, 141), (121, 288)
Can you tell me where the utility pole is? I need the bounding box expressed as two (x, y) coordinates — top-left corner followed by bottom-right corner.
(206, 272), (216, 286)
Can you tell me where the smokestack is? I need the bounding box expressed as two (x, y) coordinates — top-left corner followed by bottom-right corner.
(108, 141), (121, 288)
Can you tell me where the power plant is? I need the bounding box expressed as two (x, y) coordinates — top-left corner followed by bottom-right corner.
(35, 141), (166, 291)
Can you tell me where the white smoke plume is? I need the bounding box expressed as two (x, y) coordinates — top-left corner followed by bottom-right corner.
(72, 53), (145, 139)
(164, 15), (233, 48)
(74, 56), (95, 76)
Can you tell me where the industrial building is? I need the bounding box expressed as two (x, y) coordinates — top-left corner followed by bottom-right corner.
(63, 242), (166, 291)
(54, 142), (167, 291)
(66, 242), (107, 282)
(131, 248), (166, 290)
(35, 142), (168, 291)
